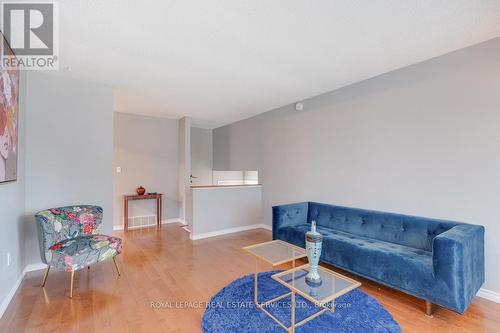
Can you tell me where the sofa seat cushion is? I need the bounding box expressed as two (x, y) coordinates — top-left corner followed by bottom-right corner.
(276, 224), (439, 296)
(48, 235), (122, 272)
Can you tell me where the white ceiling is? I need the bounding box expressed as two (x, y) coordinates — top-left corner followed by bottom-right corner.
(56, 1), (500, 128)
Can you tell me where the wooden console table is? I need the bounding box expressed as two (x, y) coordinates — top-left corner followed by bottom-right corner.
(124, 193), (163, 231)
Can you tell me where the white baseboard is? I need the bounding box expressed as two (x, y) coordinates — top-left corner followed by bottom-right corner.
(190, 224), (272, 240)
(477, 288), (500, 303)
(113, 218), (182, 231)
(0, 262), (47, 319)
(24, 262), (47, 272)
(0, 270), (24, 320)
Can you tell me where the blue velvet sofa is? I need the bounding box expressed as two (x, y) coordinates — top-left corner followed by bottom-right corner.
(273, 202), (484, 314)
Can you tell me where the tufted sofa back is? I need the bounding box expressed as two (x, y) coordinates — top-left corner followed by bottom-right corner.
(35, 205), (103, 263)
(307, 202), (458, 251)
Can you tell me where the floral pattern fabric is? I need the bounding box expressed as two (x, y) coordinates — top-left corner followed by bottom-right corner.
(49, 235), (122, 272)
(35, 205), (122, 271)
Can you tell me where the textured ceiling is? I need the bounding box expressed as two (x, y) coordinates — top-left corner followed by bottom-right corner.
(55, 1), (500, 128)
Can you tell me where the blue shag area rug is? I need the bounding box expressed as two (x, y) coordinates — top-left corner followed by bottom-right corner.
(202, 271), (401, 333)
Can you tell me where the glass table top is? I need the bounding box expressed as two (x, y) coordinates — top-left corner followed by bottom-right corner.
(272, 264), (361, 304)
(242, 240), (307, 266)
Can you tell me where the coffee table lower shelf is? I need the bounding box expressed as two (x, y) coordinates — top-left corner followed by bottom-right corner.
(254, 263), (361, 333)
(254, 289), (334, 333)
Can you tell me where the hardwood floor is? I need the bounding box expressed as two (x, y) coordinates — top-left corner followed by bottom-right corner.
(1, 224), (498, 332)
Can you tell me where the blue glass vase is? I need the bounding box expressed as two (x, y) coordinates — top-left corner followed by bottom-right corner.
(305, 220), (322, 284)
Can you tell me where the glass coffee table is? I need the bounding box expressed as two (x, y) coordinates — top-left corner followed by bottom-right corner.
(243, 240), (361, 333)
(242, 240), (307, 329)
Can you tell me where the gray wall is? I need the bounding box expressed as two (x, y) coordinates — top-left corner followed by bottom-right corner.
(113, 112), (180, 226)
(178, 117), (191, 224)
(24, 72), (114, 266)
(213, 37), (500, 294)
(0, 72), (26, 316)
(213, 115), (261, 171)
(190, 127), (213, 186)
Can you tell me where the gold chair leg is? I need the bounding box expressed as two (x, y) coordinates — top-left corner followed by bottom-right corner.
(69, 271), (75, 299)
(112, 257), (121, 276)
(41, 266), (50, 287)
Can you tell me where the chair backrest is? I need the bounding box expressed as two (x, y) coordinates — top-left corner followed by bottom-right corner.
(35, 205), (103, 264)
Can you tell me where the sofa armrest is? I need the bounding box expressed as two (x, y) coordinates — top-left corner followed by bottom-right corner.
(432, 224), (485, 312)
(272, 202), (309, 239)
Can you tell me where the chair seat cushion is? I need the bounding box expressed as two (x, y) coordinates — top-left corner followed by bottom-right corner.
(47, 235), (122, 272)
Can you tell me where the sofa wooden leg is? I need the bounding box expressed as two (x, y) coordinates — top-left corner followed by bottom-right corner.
(41, 266), (50, 287)
(425, 300), (433, 316)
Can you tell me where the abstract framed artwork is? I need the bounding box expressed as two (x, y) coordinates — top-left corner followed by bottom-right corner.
(0, 32), (20, 183)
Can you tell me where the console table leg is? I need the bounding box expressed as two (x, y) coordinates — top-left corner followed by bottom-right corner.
(124, 198), (129, 232)
(159, 196), (162, 228)
(290, 291), (295, 333)
(156, 198), (160, 229)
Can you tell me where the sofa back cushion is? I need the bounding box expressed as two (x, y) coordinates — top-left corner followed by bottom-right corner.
(307, 202), (458, 251)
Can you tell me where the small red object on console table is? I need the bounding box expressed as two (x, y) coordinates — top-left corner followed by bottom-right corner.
(123, 193), (163, 231)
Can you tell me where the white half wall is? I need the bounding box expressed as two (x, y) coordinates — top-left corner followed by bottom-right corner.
(213, 38), (500, 295)
(191, 186), (262, 239)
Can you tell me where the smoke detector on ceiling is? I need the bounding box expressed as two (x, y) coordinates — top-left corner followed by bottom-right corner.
(295, 102), (304, 111)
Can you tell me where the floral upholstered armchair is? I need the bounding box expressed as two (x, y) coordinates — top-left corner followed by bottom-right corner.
(35, 205), (122, 298)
